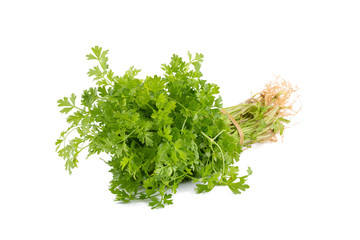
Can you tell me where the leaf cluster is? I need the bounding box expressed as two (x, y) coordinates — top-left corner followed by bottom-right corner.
(56, 47), (251, 208)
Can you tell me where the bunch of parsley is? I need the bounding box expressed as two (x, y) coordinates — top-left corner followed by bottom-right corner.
(56, 46), (252, 208)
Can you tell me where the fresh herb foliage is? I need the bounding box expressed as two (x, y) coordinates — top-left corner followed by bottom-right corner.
(57, 46), (295, 209)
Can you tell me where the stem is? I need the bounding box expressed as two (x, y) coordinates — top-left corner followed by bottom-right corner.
(62, 127), (78, 148)
(168, 96), (192, 113)
(201, 131), (226, 182)
(213, 130), (225, 141)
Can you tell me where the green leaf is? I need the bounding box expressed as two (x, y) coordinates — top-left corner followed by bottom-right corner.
(70, 93), (76, 105)
(214, 96), (222, 108)
(58, 96), (76, 114)
(247, 167), (253, 175)
(137, 130), (154, 147)
(156, 92), (167, 109)
(99, 50), (109, 70)
(57, 97), (72, 107)
(125, 66), (141, 77)
(67, 111), (84, 125)
(187, 51), (192, 61)
(158, 125), (172, 141)
(228, 183), (242, 194)
(144, 75), (165, 92)
(86, 53), (97, 60)
(91, 46), (102, 58)
(60, 107), (73, 114)
(121, 157), (131, 170)
(192, 62), (201, 72)
(195, 184), (210, 194)
(88, 66), (103, 80)
(149, 197), (165, 209)
(163, 193), (173, 205)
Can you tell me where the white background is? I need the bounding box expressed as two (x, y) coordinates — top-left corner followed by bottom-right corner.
(1, 0), (359, 239)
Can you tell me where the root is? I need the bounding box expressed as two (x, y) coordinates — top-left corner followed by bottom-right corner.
(222, 76), (300, 147)
(253, 76), (300, 118)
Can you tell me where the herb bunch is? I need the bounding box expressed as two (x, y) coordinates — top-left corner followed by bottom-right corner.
(56, 47), (296, 208)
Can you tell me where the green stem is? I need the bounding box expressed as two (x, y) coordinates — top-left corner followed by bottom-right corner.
(201, 131), (226, 182)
